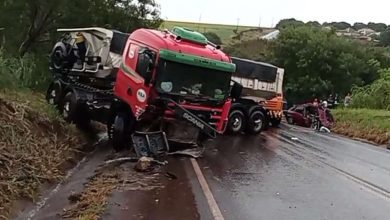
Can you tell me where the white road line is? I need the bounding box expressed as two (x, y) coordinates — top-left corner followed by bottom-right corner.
(190, 158), (224, 220)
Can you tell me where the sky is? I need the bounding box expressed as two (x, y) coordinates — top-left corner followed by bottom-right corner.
(155, 0), (390, 27)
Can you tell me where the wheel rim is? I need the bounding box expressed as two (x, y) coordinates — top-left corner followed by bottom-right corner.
(63, 101), (70, 118)
(48, 90), (56, 104)
(251, 113), (263, 131)
(231, 114), (242, 131)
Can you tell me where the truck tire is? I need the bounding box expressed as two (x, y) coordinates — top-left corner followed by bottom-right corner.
(46, 81), (63, 107)
(110, 112), (135, 151)
(246, 109), (265, 135)
(61, 91), (90, 128)
(271, 118), (282, 127)
(226, 109), (245, 135)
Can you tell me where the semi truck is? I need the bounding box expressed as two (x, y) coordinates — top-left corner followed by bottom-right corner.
(225, 57), (285, 134)
(46, 27), (263, 151)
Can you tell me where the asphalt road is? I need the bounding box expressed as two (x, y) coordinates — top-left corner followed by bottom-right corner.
(16, 124), (390, 220)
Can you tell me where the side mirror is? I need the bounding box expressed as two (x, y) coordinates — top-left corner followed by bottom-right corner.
(230, 81), (243, 99)
(136, 48), (156, 85)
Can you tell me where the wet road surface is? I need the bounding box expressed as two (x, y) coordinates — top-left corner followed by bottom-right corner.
(16, 124), (390, 220)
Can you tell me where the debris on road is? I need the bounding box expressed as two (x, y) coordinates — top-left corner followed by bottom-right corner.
(135, 156), (155, 172)
(320, 126), (331, 133)
(134, 156), (168, 172)
(104, 157), (139, 165)
(165, 172), (178, 180)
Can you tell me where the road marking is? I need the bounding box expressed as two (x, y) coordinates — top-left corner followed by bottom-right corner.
(276, 133), (390, 201)
(190, 158), (224, 220)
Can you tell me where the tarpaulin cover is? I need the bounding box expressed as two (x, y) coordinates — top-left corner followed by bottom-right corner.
(231, 57), (278, 82)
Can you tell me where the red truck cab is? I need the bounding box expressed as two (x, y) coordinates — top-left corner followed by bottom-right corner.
(111, 27), (237, 148)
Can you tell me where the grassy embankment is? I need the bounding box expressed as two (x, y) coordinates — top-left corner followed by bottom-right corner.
(0, 90), (87, 218)
(332, 108), (390, 146)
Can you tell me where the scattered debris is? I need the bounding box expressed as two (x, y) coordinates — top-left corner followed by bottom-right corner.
(164, 172), (178, 180)
(134, 156), (155, 172)
(67, 192), (82, 204)
(104, 157), (138, 165)
(132, 131), (169, 158)
(167, 147), (204, 158)
(320, 126), (331, 133)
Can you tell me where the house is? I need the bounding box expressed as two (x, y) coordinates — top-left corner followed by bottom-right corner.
(357, 28), (376, 36)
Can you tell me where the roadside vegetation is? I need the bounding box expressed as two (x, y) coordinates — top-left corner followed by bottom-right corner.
(0, 90), (86, 217)
(332, 108), (390, 145)
(0, 0), (162, 218)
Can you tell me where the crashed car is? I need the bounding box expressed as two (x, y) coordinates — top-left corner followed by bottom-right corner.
(284, 103), (334, 129)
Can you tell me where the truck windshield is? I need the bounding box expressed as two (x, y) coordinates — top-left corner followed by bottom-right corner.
(155, 59), (232, 101)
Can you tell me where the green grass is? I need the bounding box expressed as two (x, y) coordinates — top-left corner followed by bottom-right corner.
(161, 20), (268, 44)
(332, 108), (390, 145)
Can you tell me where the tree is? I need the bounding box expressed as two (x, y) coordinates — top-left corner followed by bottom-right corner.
(269, 26), (382, 104)
(353, 22), (367, 30)
(203, 32), (222, 45)
(367, 22), (387, 32)
(0, 0), (163, 56)
(323, 22), (351, 30)
(379, 30), (390, 46)
(306, 21), (321, 27)
(276, 18), (304, 29)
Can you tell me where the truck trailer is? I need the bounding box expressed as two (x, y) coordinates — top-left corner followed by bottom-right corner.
(225, 57), (285, 134)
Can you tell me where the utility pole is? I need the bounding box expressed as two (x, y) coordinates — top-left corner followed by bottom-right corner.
(198, 14), (202, 31)
(258, 16), (262, 28)
(236, 18), (240, 32)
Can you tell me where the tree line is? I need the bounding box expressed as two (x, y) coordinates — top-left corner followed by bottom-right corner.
(225, 20), (390, 107)
(0, 0), (163, 90)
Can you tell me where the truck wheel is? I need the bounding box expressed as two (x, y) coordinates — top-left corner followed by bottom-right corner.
(226, 109), (245, 135)
(246, 109), (265, 135)
(61, 91), (90, 128)
(271, 118), (282, 127)
(110, 112), (135, 151)
(46, 81), (62, 107)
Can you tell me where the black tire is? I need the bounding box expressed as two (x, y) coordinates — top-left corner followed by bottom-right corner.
(286, 116), (294, 125)
(271, 118), (282, 127)
(109, 112), (135, 151)
(61, 91), (90, 128)
(246, 109), (265, 135)
(226, 109), (245, 135)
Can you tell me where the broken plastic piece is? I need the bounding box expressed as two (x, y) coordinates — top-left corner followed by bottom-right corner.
(132, 131), (169, 157)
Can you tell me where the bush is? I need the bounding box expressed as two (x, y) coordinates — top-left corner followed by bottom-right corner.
(350, 68), (390, 110)
(0, 49), (50, 91)
(203, 32), (222, 45)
